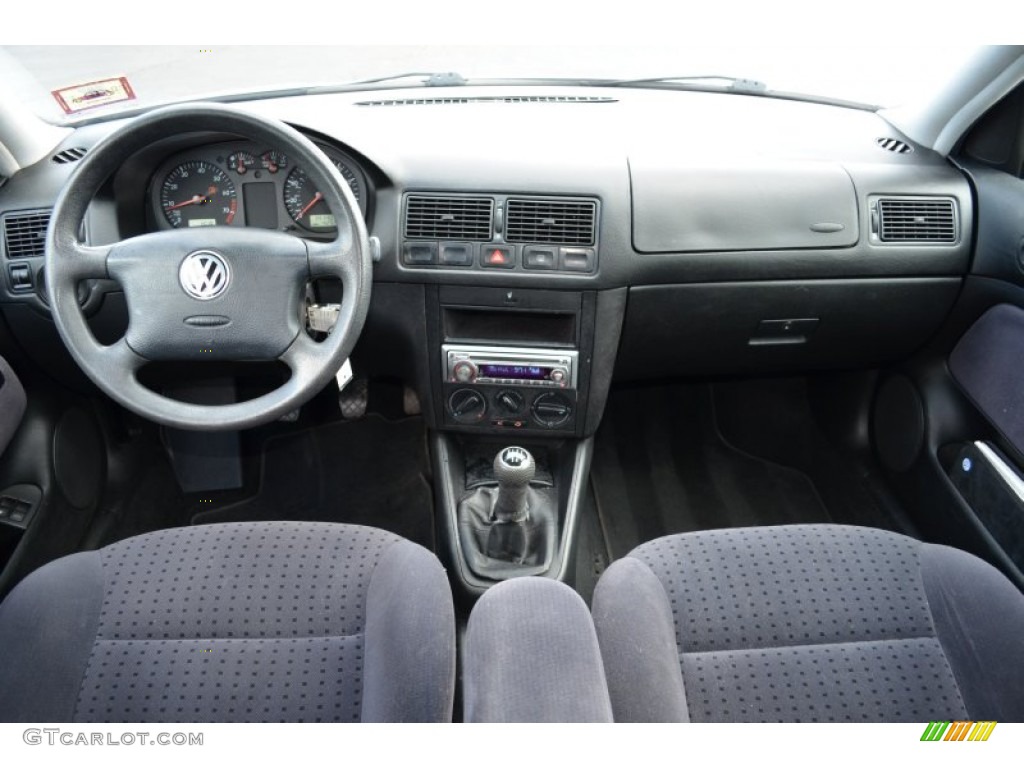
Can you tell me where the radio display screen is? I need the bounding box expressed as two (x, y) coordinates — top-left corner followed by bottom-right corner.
(479, 364), (551, 380)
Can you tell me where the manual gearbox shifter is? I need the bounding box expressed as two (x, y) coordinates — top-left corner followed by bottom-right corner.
(492, 446), (535, 523)
(456, 445), (557, 580)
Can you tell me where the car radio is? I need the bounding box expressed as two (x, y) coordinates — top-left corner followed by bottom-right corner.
(444, 345), (577, 388)
(441, 345), (580, 432)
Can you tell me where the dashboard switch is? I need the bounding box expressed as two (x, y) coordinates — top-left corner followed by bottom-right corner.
(560, 248), (595, 272)
(482, 246), (514, 269)
(8, 263), (33, 292)
(523, 247), (557, 270)
(440, 242), (474, 266)
(403, 242), (438, 266)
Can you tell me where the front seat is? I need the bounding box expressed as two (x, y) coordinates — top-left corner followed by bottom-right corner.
(0, 521), (455, 722)
(592, 524), (1024, 722)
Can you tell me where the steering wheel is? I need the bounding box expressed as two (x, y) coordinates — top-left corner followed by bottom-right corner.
(45, 103), (371, 431)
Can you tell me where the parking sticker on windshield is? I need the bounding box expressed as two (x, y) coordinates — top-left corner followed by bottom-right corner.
(52, 77), (136, 115)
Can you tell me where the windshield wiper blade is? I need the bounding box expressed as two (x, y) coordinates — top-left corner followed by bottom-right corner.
(595, 75), (768, 94)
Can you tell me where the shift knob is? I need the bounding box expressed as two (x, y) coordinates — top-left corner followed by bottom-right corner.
(492, 446), (535, 522)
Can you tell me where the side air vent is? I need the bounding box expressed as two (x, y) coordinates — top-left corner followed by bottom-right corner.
(877, 198), (957, 243)
(52, 147), (88, 164)
(505, 199), (597, 246)
(2, 209), (51, 259)
(357, 95), (616, 107)
(404, 196), (494, 241)
(876, 137), (913, 154)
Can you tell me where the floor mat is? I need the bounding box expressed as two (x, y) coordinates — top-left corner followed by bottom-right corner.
(192, 415), (435, 551)
(591, 381), (913, 559)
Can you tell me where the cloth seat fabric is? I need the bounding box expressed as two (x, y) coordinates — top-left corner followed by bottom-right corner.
(593, 524), (1024, 722)
(0, 521), (456, 722)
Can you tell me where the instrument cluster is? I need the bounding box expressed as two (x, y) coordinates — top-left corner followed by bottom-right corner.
(148, 140), (369, 236)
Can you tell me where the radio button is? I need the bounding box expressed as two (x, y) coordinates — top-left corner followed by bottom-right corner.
(452, 360), (477, 383)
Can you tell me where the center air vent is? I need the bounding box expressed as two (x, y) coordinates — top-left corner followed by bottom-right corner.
(505, 199), (597, 246)
(877, 198), (957, 243)
(404, 196), (494, 241)
(2, 209), (51, 259)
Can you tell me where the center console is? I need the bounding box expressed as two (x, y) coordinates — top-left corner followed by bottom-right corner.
(432, 285), (595, 437)
(425, 284), (626, 596)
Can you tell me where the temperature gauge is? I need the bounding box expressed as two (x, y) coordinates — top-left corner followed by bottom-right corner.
(226, 151), (256, 175)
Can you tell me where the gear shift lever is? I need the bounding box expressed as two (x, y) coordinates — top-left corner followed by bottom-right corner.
(456, 444), (557, 580)
(492, 446), (535, 523)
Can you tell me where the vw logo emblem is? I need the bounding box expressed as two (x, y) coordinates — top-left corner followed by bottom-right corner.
(179, 251), (230, 301)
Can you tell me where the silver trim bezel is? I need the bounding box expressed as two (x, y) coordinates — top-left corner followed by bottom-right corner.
(443, 344), (579, 389)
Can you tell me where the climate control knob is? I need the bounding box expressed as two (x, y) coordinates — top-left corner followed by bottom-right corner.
(448, 388), (487, 424)
(495, 389), (525, 417)
(531, 391), (573, 428)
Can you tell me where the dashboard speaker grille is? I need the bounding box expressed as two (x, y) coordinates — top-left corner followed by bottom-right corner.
(404, 196), (494, 241)
(505, 199), (597, 246)
(2, 209), (51, 259)
(878, 198), (956, 243)
(357, 96), (616, 107)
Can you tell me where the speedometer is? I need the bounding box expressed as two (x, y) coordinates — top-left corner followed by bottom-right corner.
(283, 159), (362, 233)
(160, 161), (237, 228)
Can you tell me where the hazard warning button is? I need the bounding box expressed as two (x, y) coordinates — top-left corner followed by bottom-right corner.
(481, 246), (515, 269)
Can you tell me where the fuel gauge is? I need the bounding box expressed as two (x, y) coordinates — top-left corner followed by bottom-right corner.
(260, 151), (287, 173)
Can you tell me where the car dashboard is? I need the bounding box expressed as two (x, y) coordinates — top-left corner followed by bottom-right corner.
(5, 57), (1024, 732)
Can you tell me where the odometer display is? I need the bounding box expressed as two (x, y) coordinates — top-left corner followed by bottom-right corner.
(160, 161), (237, 228)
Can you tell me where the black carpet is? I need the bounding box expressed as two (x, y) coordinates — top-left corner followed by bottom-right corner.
(192, 415), (435, 551)
(591, 380), (913, 560)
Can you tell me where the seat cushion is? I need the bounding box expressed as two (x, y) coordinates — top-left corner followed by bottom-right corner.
(593, 524), (1024, 722)
(0, 521), (455, 722)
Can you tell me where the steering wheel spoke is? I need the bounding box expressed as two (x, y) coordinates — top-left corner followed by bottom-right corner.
(65, 242), (112, 282)
(306, 237), (354, 279)
(279, 332), (321, 374)
(95, 337), (147, 373)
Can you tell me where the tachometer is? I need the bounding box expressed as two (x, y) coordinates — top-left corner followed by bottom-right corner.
(284, 160), (362, 232)
(160, 161), (237, 228)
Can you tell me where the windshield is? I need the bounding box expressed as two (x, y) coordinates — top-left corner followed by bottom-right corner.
(1, 44), (981, 125)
